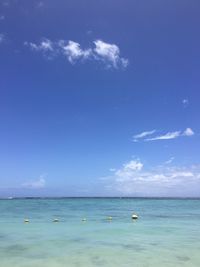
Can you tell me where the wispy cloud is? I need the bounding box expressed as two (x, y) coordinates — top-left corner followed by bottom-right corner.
(133, 128), (194, 142)
(0, 15), (5, 20)
(146, 131), (181, 141)
(103, 159), (200, 195)
(22, 174), (46, 189)
(133, 130), (156, 142)
(24, 39), (56, 60)
(24, 38), (128, 69)
(24, 38), (53, 51)
(146, 128), (194, 141)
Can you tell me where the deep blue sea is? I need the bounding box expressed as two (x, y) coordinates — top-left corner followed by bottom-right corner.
(0, 198), (200, 267)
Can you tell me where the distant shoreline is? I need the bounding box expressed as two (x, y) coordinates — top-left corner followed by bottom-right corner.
(0, 196), (200, 200)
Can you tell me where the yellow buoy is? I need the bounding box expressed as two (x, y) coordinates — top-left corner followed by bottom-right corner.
(24, 219), (29, 223)
(131, 214), (138, 220)
(53, 218), (59, 222)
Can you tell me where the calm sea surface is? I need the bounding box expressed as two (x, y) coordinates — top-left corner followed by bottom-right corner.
(0, 198), (200, 267)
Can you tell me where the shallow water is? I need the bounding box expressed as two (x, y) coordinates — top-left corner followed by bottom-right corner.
(0, 198), (200, 267)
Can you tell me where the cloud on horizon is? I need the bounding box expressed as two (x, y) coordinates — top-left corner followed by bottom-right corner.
(103, 159), (200, 196)
(24, 38), (129, 69)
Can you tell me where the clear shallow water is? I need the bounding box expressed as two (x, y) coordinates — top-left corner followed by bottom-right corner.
(0, 198), (200, 267)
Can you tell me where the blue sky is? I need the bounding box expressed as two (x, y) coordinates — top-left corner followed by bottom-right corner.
(0, 0), (200, 197)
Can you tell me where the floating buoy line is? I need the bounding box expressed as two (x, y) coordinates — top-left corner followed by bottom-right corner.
(23, 214), (138, 223)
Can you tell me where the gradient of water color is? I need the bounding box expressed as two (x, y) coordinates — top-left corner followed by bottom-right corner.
(0, 198), (200, 267)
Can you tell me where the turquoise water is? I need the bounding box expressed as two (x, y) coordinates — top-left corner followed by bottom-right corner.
(0, 198), (200, 267)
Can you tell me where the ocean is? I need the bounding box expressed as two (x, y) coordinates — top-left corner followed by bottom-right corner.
(0, 198), (200, 267)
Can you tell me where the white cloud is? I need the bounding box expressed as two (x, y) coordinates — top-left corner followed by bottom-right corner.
(183, 127), (194, 136)
(59, 40), (92, 63)
(144, 128), (194, 141)
(105, 159), (200, 195)
(93, 40), (128, 69)
(170, 171), (194, 178)
(114, 160), (143, 182)
(123, 160), (143, 171)
(24, 38), (53, 52)
(146, 131), (181, 141)
(40, 39), (53, 51)
(22, 175), (46, 189)
(133, 130), (156, 142)
(25, 38), (128, 69)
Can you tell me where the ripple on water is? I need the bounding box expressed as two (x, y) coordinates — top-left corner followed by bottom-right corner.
(0, 233), (7, 239)
(2, 244), (51, 260)
(92, 256), (107, 266)
(121, 243), (146, 252)
(176, 255), (190, 262)
(2, 244), (28, 256)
